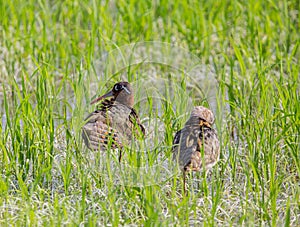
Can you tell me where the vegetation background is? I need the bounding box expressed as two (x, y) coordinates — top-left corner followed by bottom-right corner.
(0, 0), (299, 226)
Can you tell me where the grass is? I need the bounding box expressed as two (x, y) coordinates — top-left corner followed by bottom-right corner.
(0, 0), (299, 226)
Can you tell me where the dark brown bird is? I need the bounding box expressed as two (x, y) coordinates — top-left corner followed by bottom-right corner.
(82, 82), (145, 162)
(172, 106), (220, 193)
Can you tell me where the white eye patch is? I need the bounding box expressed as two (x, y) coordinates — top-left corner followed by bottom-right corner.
(123, 87), (131, 94)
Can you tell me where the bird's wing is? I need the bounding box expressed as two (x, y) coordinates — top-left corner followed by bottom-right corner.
(172, 127), (198, 169)
(172, 129), (182, 146)
(128, 108), (146, 137)
(196, 127), (220, 169)
(82, 110), (122, 150)
(172, 125), (220, 171)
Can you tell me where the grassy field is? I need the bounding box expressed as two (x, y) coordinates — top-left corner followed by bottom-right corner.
(0, 0), (299, 226)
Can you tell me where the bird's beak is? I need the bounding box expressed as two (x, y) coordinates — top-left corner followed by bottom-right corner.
(90, 90), (113, 104)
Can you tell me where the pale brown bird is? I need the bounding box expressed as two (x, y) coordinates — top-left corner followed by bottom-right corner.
(82, 82), (145, 162)
(172, 106), (220, 193)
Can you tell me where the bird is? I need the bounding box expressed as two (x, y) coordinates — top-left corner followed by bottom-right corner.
(171, 106), (220, 194)
(82, 81), (145, 162)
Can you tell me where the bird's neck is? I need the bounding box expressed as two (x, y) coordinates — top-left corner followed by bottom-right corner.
(115, 95), (134, 108)
(187, 117), (211, 128)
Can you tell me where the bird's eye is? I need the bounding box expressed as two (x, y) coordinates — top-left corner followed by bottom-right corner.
(114, 84), (123, 91)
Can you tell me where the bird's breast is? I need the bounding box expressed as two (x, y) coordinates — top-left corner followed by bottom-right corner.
(108, 104), (131, 123)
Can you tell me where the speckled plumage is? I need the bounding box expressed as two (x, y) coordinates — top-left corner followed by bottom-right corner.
(82, 82), (145, 160)
(172, 106), (220, 192)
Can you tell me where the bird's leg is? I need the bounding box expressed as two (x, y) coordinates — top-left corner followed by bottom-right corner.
(183, 171), (187, 196)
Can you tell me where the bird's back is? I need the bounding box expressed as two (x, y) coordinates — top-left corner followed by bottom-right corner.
(82, 100), (144, 151)
(172, 119), (220, 172)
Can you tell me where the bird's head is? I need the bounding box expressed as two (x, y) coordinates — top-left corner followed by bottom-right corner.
(91, 82), (134, 107)
(190, 106), (215, 125)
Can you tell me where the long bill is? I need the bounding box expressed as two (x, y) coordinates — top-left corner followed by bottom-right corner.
(90, 90), (113, 105)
